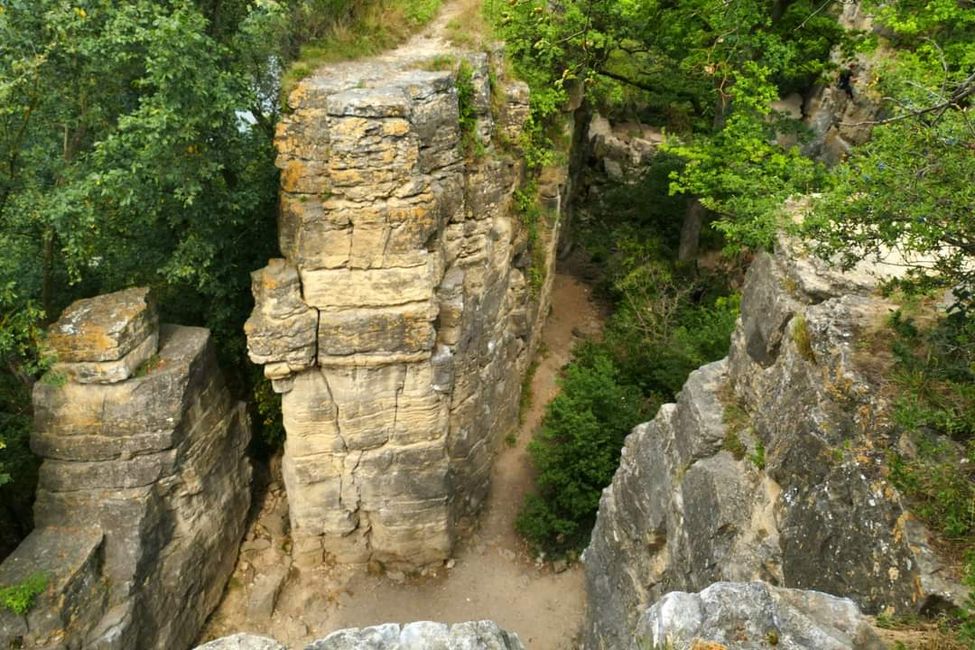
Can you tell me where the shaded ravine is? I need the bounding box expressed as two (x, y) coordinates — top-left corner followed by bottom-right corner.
(200, 269), (602, 648)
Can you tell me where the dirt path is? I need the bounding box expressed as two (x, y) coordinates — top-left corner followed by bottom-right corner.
(201, 270), (603, 648)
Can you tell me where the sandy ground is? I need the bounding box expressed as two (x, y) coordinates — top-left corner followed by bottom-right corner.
(200, 270), (604, 648)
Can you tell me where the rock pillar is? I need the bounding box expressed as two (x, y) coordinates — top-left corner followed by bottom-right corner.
(246, 52), (567, 568)
(0, 288), (252, 649)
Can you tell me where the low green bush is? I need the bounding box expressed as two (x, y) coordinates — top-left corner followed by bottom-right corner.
(517, 343), (648, 553)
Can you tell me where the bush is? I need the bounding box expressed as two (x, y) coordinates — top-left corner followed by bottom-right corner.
(885, 310), (975, 539)
(517, 343), (648, 554)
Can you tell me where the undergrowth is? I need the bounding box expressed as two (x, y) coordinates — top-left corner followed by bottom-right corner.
(881, 307), (975, 643)
(517, 158), (741, 557)
(0, 572), (47, 615)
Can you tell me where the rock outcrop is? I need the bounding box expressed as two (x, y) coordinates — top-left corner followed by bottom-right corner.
(246, 48), (568, 569)
(0, 288), (251, 649)
(197, 621), (524, 650)
(584, 236), (966, 648)
(633, 582), (883, 650)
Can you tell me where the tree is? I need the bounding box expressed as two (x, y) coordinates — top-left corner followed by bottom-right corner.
(804, 0), (975, 309)
(494, 0), (847, 255)
(0, 0), (291, 554)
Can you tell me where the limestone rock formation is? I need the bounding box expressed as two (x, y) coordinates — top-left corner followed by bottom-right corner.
(0, 288), (251, 649)
(197, 634), (288, 650)
(586, 113), (661, 182)
(633, 582), (883, 650)
(584, 236), (966, 648)
(247, 48), (568, 569)
(196, 621), (525, 650)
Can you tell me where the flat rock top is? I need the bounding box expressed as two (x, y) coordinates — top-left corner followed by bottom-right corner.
(0, 526), (102, 589)
(47, 287), (157, 363)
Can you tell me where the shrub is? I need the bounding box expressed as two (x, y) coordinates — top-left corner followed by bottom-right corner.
(517, 343), (648, 554)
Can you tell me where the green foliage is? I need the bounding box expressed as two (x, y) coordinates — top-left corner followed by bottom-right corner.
(252, 371), (286, 449)
(885, 310), (975, 539)
(792, 314), (816, 362)
(513, 181), (548, 296)
(750, 438), (767, 470)
(724, 430), (747, 461)
(517, 343), (648, 554)
(519, 163), (740, 554)
(0, 0), (290, 541)
(805, 0), (975, 310)
(604, 257), (740, 400)
(665, 64), (825, 251)
(492, 0), (846, 250)
(456, 60), (485, 159)
(0, 571), (47, 615)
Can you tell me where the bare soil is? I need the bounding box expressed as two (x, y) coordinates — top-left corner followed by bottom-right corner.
(200, 269), (604, 648)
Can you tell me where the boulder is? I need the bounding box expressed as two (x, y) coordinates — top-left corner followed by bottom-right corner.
(47, 287), (158, 383)
(307, 621), (525, 650)
(634, 582), (884, 650)
(196, 634), (287, 650)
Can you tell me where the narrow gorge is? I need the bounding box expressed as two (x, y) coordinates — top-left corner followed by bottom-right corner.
(1, 1), (972, 649)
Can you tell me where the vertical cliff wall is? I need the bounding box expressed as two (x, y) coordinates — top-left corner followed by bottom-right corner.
(246, 49), (568, 569)
(584, 235), (966, 648)
(0, 288), (251, 649)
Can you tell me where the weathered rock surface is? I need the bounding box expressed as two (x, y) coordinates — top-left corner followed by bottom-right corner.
(197, 633), (288, 650)
(0, 288), (251, 650)
(247, 47), (569, 568)
(196, 621), (525, 650)
(586, 113), (661, 182)
(584, 235), (967, 648)
(633, 582), (884, 650)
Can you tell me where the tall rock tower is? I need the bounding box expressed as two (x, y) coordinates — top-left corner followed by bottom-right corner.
(246, 50), (568, 569)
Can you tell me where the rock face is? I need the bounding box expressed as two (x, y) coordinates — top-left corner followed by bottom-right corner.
(634, 582), (883, 650)
(0, 288), (251, 649)
(197, 621), (525, 650)
(584, 237), (967, 648)
(247, 49), (567, 569)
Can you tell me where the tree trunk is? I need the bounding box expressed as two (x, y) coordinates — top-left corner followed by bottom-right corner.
(678, 199), (706, 263)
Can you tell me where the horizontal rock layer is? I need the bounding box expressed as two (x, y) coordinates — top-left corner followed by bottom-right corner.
(1, 291), (251, 650)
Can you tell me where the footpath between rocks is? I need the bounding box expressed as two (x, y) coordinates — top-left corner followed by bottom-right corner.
(200, 269), (602, 649)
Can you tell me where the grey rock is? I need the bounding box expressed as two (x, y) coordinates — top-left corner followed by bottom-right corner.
(196, 633), (287, 650)
(634, 582), (885, 650)
(246, 566), (289, 620)
(584, 236), (966, 647)
(303, 620), (525, 649)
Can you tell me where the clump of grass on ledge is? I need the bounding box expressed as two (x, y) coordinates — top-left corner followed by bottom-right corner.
(282, 0), (443, 98)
